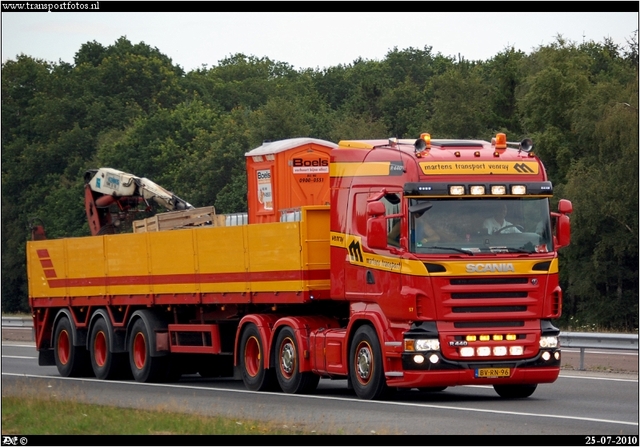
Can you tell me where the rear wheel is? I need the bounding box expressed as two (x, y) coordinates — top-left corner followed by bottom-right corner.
(128, 318), (169, 383)
(53, 316), (91, 377)
(89, 318), (129, 380)
(493, 384), (537, 399)
(239, 324), (277, 391)
(349, 325), (388, 400)
(275, 327), (319, 394)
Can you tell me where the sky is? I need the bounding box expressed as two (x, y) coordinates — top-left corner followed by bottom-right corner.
(1, 10), (639, 72)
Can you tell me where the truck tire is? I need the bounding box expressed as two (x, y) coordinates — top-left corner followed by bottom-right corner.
(128, 318), (169, 383)
(53, 316), (91, 377)
(89, 318), (129, 380)
(493, 384), (537, 399)
(274, 327), (319, 394)
(239, 324), (277, 391)
(349, 325), (388, 400)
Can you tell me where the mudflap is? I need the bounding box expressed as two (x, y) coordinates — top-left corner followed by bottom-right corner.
(38, 349), (55, 366)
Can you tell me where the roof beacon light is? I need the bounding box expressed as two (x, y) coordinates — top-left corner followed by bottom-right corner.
(494, 133), (507, 150)
(414, 133), (431, 158)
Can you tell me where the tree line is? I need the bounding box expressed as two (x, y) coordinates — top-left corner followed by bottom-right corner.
(2, 35), (637, 331)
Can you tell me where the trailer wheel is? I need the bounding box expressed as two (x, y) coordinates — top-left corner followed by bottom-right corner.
(349, 325), (388, 400)
(53, 316), (91, 377)
(128, 318), (168, 383)
(274, 327), (319, 394)
(239, 324), (277, 391)
(89, 318), (129, 380)
(493, 384), (537, 399)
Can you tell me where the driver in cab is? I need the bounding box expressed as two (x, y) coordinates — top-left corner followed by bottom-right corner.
(483, 203), (521, 234)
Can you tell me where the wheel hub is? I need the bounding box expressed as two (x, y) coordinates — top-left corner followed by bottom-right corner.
(280, 341), (295, 375)
(356, 346), (372, 381)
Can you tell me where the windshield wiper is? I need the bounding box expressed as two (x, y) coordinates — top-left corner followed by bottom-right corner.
(430, 246), (475, 255)
(506, 247), (533, 253)
(488, 247), (532, 254)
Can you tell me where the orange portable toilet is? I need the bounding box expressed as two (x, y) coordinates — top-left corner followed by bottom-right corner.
(245, 138), (337, 224)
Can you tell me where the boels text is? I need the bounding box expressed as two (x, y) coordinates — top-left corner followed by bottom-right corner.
(292, 158), (328, 167)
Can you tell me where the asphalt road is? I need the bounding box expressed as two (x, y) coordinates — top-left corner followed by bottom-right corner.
(2, 339), (638, 436)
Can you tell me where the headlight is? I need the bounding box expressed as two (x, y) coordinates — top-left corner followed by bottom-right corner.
(493, 346), (507, 356)
(460, 347), (474, 357)
(405, 338), (440, 352)
(539, 336), (558, 349)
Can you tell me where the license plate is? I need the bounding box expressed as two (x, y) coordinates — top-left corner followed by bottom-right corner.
(475, 367), (511, 378)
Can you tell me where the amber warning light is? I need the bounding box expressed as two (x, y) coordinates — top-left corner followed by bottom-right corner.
(414, 133), (431, 157)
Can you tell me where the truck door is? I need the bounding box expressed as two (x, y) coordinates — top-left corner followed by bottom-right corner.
(344, 191), (403, 302)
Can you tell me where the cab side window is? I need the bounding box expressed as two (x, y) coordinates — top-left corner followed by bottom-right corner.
(383, 193), (401, 246)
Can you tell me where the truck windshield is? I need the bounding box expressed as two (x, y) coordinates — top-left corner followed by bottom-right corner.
(408, 198), (553, 255)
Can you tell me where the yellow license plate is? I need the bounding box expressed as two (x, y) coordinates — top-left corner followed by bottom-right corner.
(475, 367), (511, 378)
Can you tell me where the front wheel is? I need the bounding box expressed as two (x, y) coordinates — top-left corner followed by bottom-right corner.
(349, 325), (388, 400)
(275, 327), (319, 394)
(493, 384), (537, 398)
(239, 324), (277, 391)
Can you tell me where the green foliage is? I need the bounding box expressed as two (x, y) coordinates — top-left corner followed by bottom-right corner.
(1, 34), (638, 332)
(425, 65), (493, 139)
(480, 48), (526, 135)
(561, 93), (639, 331)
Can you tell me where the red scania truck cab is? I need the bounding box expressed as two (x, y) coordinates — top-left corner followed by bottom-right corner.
(325, 133), (571, 398)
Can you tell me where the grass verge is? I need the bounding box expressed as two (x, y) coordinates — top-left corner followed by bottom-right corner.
(1, 395), (318, 435)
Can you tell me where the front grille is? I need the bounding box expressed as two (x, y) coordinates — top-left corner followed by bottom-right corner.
(451, 292), (528, 299)
(454, 321), (525, 328)
(452, 306), (527, 313)
(450, 278), (528, 285)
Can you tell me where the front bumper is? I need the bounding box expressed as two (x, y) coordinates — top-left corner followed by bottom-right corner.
(385, 349), (561, 388)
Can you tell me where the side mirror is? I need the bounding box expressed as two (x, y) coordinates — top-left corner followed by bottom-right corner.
(367, 215), (388, 250)
(555, 199), (572, 249)
(556, 214), (571, 249)
(366, 202), (388, 250)
(558, 199), (572, 214)
(367, 201), (386, 218)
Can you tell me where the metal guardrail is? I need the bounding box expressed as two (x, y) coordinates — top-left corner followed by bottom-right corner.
(2, 316), (33, 327)
(559, 331), (639, 371)
(1, 316), (35, 341)
(2, 317), (638, 370)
